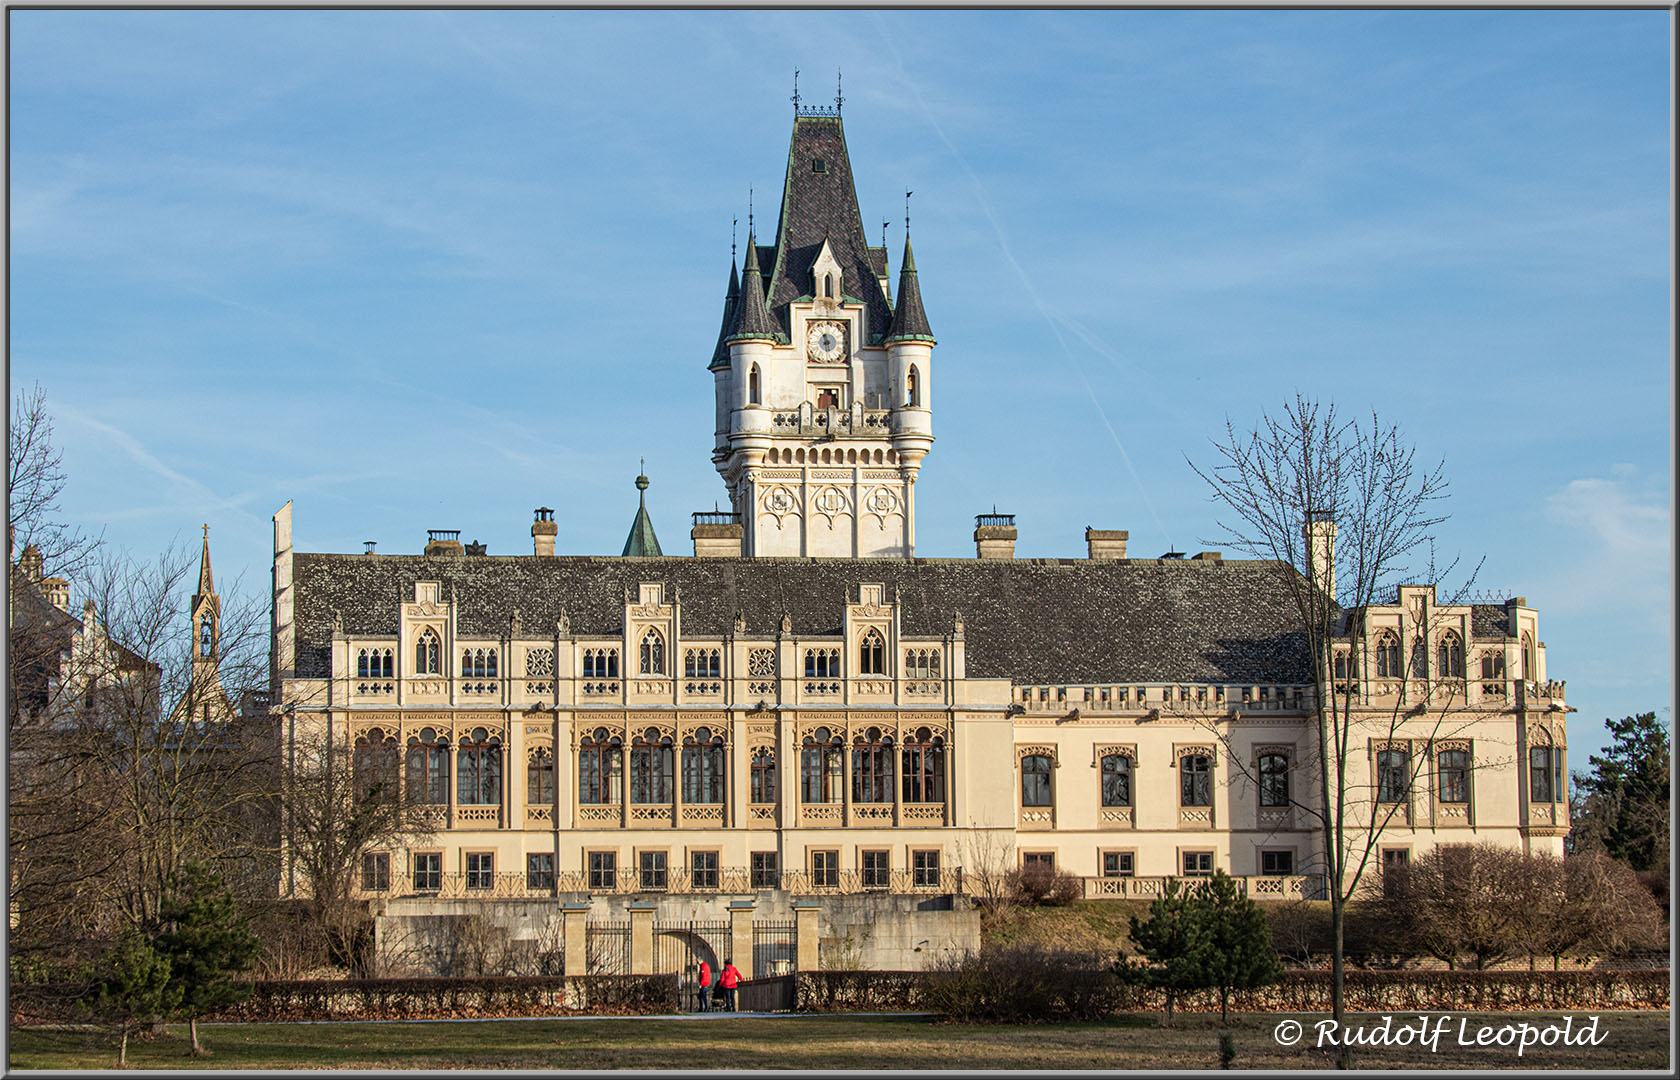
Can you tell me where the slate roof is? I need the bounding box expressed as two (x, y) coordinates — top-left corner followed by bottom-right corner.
(886, 236), (933, 342)
(289, 554), (1316, 687)
(726, 232), (779, 342)
(1469, 604), (1512, 640)
(763, 115), (894, 343)
(707, 259), (739, 370)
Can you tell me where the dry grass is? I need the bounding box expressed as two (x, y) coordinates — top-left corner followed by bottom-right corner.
(10, 1011), (1669, 1071)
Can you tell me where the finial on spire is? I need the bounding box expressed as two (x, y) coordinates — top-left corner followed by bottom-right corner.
(791, 68), (800, 111)
(882, 220), (889, 248)
(732, 217), (737, 262)
(748, 187), (753, 234)
(836, 69), (843, 113)
(905, 191), (914, 235)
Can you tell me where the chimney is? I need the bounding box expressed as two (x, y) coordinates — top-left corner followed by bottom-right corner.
(1305, 512), (1337, 597)
(1192, 551), (1222, 562)
(1085, 528), (1128, 560)
(691, 511), (743, 558)
(17, 543), (44, 582)
(974, 512), (1017, 559)
(531, 508), (557, 556)
(423, 529), (464, 557)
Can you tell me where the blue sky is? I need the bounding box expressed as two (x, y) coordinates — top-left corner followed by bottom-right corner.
(9, 10), (1671, 767)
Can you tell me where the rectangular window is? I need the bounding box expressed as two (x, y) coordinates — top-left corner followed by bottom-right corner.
(1258, 752), (1290, 807)
(1260, 850), (1294, 876)
(1530, 746), (1563, 803)
(1179, 754), (1212, 807)
(412, 852), (441, 891)
(1100, 754), (1132, 807)
(527, 853), (555, 890)
(1020, 754), (1053, 807)
(1181, 851), (1214, 876)
(1101, 851), (1135, 877)
(811, 850), (839, 889)
(465, 852), (494, 890)
(361, 851), (391, 892)
(1437, 749), (1471, 804)
(1022, 852), (1055, 869)
(588, 851), (617, 890)
(912, 850), (941, 888)
(751, 851), (780, 889)
(861, 850), (890, 890)
(691, 850), (720, 890)
(1381, 847), (1409, 898)
(1376, 748), (1410, 803)
(639, 850), (668, 891)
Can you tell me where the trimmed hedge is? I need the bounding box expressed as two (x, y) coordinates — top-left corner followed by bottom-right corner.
(9, 974), (679, 1025)
(801, 969), (1669, 1019)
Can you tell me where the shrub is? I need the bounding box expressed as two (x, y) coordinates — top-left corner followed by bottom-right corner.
(1010, 863), (1083, 907)
(925, 944), (1122, 1023)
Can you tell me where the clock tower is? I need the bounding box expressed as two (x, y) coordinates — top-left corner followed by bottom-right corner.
(708, 103), (935, 558)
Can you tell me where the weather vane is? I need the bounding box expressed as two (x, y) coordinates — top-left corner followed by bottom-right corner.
(791, 68), (799, 111)
(906, 191), (914, 234)
(836, 69), (843, 112)
(731, 217), (737, 262)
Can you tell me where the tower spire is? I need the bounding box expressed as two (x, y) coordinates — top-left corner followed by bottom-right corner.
(622, 470), (663, 557)
(192, 524), (220, 661)
(886, 231), (934, 342)
(726, 228), (777, 341)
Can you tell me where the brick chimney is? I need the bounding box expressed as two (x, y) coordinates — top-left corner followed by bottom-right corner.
(424, 529), (464, 557)
(1085, 528), (1128, 560)
(974, 513), (1017, 559)
(531, 508), (557, 557)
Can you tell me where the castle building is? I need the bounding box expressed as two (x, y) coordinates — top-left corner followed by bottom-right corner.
(268, 103), (1569, 971)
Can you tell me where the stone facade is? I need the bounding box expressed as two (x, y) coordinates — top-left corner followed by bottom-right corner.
(267, 106), (1569, 978)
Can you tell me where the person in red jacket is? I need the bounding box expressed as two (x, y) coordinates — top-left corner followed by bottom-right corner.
(719, 958), (741, 1011)
(696, 959), (712, 1012)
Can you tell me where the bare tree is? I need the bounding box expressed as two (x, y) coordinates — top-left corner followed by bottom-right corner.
(9, 382), (100, 575)
(281, 725), (436, 973)
(1188, 394), (1482, 1043)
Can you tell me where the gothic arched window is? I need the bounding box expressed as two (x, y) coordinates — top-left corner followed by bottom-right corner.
(902, 727), (945, 803)
(858, 629), (885, 676)
(1374, 633), (1401, 679)
(800, 727), (843, 804)
(199, 617), (214, 656)
(1408, 638), (1427, 679)
(851, 727), (894, 803)
(405, 727), (449, 805)
(750, 747), (777, 804)
(907, 366), (921, 407)
(630, 728), (673, 804)
(578, 728), (622, 805)
(748, 364), (761, 405)
(681, 727), (726, 804)
(527, 746), (555, 806)
(456, 726), (502, 805)
(353, 727), (400, 804)
(639, 628), (665, 675)
(1437, 632), (1464, 678)
(1521, 633), (1536, 681)
(415, 628), (440, 676)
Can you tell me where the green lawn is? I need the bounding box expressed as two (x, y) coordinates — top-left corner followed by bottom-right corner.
(9, 1012), (1669, 1071)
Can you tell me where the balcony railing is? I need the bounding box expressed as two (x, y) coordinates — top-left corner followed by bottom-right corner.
(1082, 874), (1325, 901)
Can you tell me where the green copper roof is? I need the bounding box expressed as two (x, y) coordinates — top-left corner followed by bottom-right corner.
(621, 474), (663, 557)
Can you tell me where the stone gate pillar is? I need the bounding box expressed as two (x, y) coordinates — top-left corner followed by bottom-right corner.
(729, 900), (755, 978)
(793, 899), (821, 972)
(560, 901), (590, 978)
(629, 901), (656, 975)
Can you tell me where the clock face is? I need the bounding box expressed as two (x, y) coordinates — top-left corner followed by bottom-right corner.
(806, 321), (846, 364)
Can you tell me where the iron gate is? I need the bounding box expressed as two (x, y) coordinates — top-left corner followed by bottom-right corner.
(585, 920), (631, 975)
(752, 918), (797, 978)
(654, 918), (730, 1010)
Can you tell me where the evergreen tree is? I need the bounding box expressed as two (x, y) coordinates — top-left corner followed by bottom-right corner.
(1118, 879), (1211, 1022)
(1571, 712), (1670, 874)
(86, 932), (177, 1067)
(150, 863), (259, 1056)
(1195, 871), (1283, 1022)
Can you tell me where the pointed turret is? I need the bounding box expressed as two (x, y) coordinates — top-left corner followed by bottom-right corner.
(707, 258), (740, 371)
(192, 524), (221, 661)
(885, 235), (934, 343)
(726, 232), (778, 342)
(621, 473), (664, 557)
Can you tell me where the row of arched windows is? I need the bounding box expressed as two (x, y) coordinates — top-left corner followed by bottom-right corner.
(766, 447), (899, 465)
(576, 727), (730, 806)
(1352, 631), (1534, 682)
(357, 648), (394, 679)
(461, 648), (498, 678)
(799, 726), (946, 805)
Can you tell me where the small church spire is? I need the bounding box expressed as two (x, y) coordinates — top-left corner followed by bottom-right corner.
(192, 524), (220, 662)
(197, 523), (215, 595)
(621, 470), (663, 557)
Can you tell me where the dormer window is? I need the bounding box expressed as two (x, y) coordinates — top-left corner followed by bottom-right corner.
(812, 158), (827, 173)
